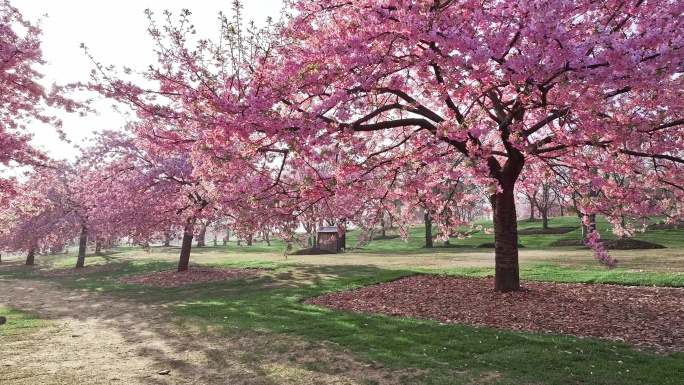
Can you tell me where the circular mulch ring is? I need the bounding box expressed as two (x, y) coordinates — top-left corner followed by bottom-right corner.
(435, 243), (471, 248)
(551, 239), (587, 247)
(304, 275), (684, 351)
(603, 238), (666, 250)
(649, 222), (684, 230)
(114, 267), (266, 287)
(372, 235), (401, 240)
(518, 227), (577, 235)
(290, 247), (335, 255)
(478, 243), (525, 248)
(35, 265), (121, 277)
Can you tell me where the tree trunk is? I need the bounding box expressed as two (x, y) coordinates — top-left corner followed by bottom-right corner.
(196, 225), (206, 247)
(163, 231), (172, 247)
(213, 237), (218, 246)
(263, 231), (270, 246)
(25, 248), (35, 266)
(424, 211), (433, 248)
(178, 220), (194, 272)
(381, 218), (387, 238)
(246, 234), (253, 246)
(528, 196), (536, 220)
(541, 211), (549, 230)
(76, 225), (88, 268)
(560, 205), (564, 216)
(95, 238), (103, 255)
(492, 186), (520, 293)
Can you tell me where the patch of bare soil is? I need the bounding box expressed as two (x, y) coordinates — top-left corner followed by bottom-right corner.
(304, 275), (684, 352)
(518, 227), (577, 235)
(478, 243), (525, 248)
(649, 221), (684, 230)
(35, 265), (120, 277)
(114, 267), (267, 287)
(0, 279), (410, 385)
(551, 239), (586, 247)
(290, 247), (335, 256)
(603, 239), (666, 250)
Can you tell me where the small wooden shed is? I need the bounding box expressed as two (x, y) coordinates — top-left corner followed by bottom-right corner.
(317, 226), (346, 253)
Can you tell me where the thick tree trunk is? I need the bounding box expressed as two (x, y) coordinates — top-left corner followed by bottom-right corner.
(541, 212), (549, 229)
(246, 234), (253, 246)
(263, 231), (270, 246)
(492, 186), (520, 293)
(178, 220), (194, 272)
(528, 196), (536, 220)
(560, 205), (564, 216)
(25, 248), (35, 266)
(213, 237), (218, 246)
(196, 225), (206, 247)
(76, 225), (88, 268)
(95, 238), (103, 255)
(424, 211), (433, 248)
(163, 231), (172, 247)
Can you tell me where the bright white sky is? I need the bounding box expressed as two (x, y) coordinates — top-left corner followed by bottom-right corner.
(18, 0), (283, 161)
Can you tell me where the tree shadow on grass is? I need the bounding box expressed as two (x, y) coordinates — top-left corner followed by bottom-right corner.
(5, 262), (684, 384)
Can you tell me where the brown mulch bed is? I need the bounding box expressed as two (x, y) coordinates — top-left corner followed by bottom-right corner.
(304, 275), (684, 351)
(551, 239), (587, 247)
(604, 238), (666, 250)
(518, 227), (577, 235)
(114, 267), (266, 287)
(550, 238), (666, 249)
(478, 243), (525, 248)
(291, 247), (335, 255)
(649, 221), (684, 230)
(35, 265), (121, 277)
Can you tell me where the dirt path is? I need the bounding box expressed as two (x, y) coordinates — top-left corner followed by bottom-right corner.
(0, 279), (400, 385)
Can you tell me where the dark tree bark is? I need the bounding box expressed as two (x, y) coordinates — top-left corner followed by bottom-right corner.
(213, 236), (218, 246)
(95, 238), (103, 255)
(488, 145), (525, 292)
(178, 220), (194, 272)
(196, 224), (207, 247)
(528, 195), (536, 220)
(424, 211), (433, 248)
(541, 211), (549, 230)
(163, 231), (172, 247)
(246, 234), (253, 246)
(76, 224), (88, 268)
(263, 231), (270, 246)
(25, 248), (35, 266)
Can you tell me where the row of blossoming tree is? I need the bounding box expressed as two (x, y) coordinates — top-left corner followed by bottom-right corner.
(2, 0), (683, 292)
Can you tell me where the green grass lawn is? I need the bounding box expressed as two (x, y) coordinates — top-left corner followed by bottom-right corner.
(1, 216), (683, 384)
(0, 307), (48, 341)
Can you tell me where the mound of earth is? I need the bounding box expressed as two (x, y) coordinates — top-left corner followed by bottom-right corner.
(478, 243), (524, 248)
(649, 221), (684, 230)
(603, 238), (666, 250)
(114, 267), (266, 287)
(551, 239), (587, 247)
(304, 274), (684, 351)
(372, 234), (401, 240)
(35, 265), (120, 277)
(518, 227), (577, 235)
(290, 247), (335, 255)
(436, 243), (471, 248)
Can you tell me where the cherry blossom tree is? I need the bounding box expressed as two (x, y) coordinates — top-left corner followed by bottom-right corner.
(85, 1), (684, 293)
(0, 1), (83, 195)
(251, 0), (684, 291)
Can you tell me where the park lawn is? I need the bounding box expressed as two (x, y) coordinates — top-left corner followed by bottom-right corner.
(0, 307), (48, 341)
(1, 218), (683, 384)
(3, 248), (677, 385)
